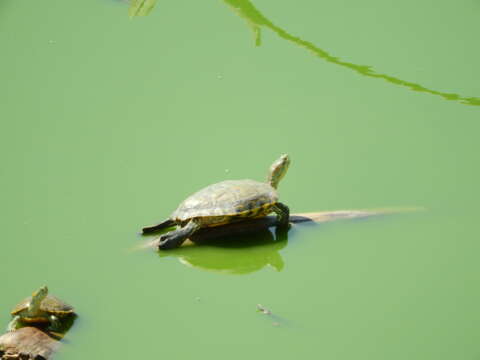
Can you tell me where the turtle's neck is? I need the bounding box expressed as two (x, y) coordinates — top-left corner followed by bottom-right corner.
(28, 288), (48, 314)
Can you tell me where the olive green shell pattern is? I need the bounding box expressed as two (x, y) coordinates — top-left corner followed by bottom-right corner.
(171, 180), (278, 225)
(11, 295), (74, 316)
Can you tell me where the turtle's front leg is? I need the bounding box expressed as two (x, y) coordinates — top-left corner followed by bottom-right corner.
(7, 315), (20, 332)
(158, 220), (201, 250)
(272, 202), (290, 228)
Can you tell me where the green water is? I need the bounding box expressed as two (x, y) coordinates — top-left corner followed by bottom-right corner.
(1, 0), (480, 359)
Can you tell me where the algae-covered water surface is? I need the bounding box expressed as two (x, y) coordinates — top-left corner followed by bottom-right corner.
(1, 0), (479, 359)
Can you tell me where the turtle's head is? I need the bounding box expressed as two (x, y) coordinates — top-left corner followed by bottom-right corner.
(29, 286), (48, 311)
(267, 154), (290, 189)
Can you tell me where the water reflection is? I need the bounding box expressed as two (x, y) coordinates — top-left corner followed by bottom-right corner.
(158, 228), (288, 275)
(128, 0), (157, 17)
(224, 0), (480, 106)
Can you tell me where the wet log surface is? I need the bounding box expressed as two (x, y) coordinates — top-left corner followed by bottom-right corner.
(0, 327), (60, 360)
(144, 208), (421, 249)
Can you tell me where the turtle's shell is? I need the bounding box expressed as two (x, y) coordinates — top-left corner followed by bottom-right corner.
(11, 295), (74, 316)
(171, 179), (278, 224)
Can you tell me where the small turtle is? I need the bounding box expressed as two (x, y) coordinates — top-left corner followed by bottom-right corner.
(7, 286), (74, 332)
(143, 154), (291, 249)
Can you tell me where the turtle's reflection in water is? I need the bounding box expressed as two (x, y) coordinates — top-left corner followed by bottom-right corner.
(157, 228), (289, 275)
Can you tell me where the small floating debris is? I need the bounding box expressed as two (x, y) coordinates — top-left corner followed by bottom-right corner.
(256, 304), (288, 327)
(256, 304), (272, 315)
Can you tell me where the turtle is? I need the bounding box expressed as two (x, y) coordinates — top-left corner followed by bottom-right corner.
(142, 154), (291, 250)
(7, 286), (75, 332)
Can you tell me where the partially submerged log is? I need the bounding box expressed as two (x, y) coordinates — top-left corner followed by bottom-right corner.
(142, 207), (422, 249)
(0, 327), (59, 360)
